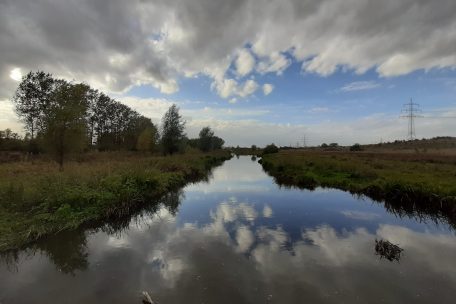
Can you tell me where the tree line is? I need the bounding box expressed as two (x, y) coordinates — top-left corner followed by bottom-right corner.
(7, 71), (224, 169)
(0, 129), (24, 151)
(13, 71), (158, 153)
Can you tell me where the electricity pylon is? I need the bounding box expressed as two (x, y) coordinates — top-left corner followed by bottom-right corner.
(400, 98), (422, 140)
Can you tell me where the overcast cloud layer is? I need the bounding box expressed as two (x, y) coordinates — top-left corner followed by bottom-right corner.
(1, 0), (456, 144)
(2, 0), (456, 99)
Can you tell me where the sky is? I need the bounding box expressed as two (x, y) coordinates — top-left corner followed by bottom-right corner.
(1, 0), (456, 146)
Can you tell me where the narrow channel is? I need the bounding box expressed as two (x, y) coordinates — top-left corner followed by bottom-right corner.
(1, 156), (455, 303)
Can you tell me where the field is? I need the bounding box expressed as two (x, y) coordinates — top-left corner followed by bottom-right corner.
(260, 144), (456, 228)
(0, 150), (231, 252)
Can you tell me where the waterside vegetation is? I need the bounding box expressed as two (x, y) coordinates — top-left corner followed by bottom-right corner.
(260, 148), (456, 227)
(0, 150), (231, 252)
(0, 70), (232, 252)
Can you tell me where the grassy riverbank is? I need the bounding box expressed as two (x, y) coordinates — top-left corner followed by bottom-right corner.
(260, 150), (456, 213)
(0, 150), (231, 251)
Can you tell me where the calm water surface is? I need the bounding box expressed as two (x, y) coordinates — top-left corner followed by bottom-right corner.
(1, 156), (456, 303)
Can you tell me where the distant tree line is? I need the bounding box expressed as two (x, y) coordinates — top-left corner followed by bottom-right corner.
(0, 129), (25, 151)
(7, 71), (225, 169)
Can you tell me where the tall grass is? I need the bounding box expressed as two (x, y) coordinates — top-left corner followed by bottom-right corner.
(0, 150), (231, 251)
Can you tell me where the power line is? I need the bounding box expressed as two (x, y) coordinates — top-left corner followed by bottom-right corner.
(400, 98), (422, 140)
(420, 116), (456, 119)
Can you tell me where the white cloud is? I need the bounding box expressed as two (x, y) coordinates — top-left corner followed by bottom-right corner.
(340, 81), (381, 92)
(184, 111), (456, 146)
(117, 96), (174, 123)
(2, 0), (456, 144)
(262, 83), (274, 95)
(257, 52), (291, 75)
(0, 99), (22, 132)
(213, 78), (259, 99)
(235, 49), (255, 77)
(156, 79), (179, 95)
(239, 79), (259, 97)
(2, 0), (456, 101)
(213, 78), (239, 99)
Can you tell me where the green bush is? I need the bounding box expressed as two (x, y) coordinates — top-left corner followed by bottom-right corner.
(350, 143), (363, 151)
(263, 144), (279, 155)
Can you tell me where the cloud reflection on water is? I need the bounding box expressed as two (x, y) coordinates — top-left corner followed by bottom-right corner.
(1, 156), (456, 303)
(85, 201), (456, 303)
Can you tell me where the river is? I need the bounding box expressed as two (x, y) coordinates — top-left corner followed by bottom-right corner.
(1, 156), (455, 303)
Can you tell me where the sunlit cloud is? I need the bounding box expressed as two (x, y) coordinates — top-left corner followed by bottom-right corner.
(9, 68), (22, 82)
(262, 83), (274, 96)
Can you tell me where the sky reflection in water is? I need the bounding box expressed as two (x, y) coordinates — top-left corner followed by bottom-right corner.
(1, 156), (456, 304)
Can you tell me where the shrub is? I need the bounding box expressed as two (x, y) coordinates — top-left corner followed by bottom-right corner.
(350, 143), (363, 151)
(263, 144), (279, 155)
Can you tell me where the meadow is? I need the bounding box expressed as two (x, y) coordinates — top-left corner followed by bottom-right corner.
(0, 150), (231, 251)
(260, 148), (456, 227)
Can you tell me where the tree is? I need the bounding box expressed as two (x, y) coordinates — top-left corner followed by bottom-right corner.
(43, 82), (89, 170)
(350, 143), (363, 151)
(196, 127), (224, 152)
(92, 93), (112, 149)
(136, 127), (157, 152)
(198, 126), (215, 152)
(187, 138), (199, 149)
(211, 136), (225, 150)
(12, 70), (162, 155)
(263, 143), (279, 154)
(85, 88), (99, 146)
(12, 71), (57, 139)
(129, 116), (157, 151)
(161, 104), (186, 155)
(4, 128), (12, 139)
